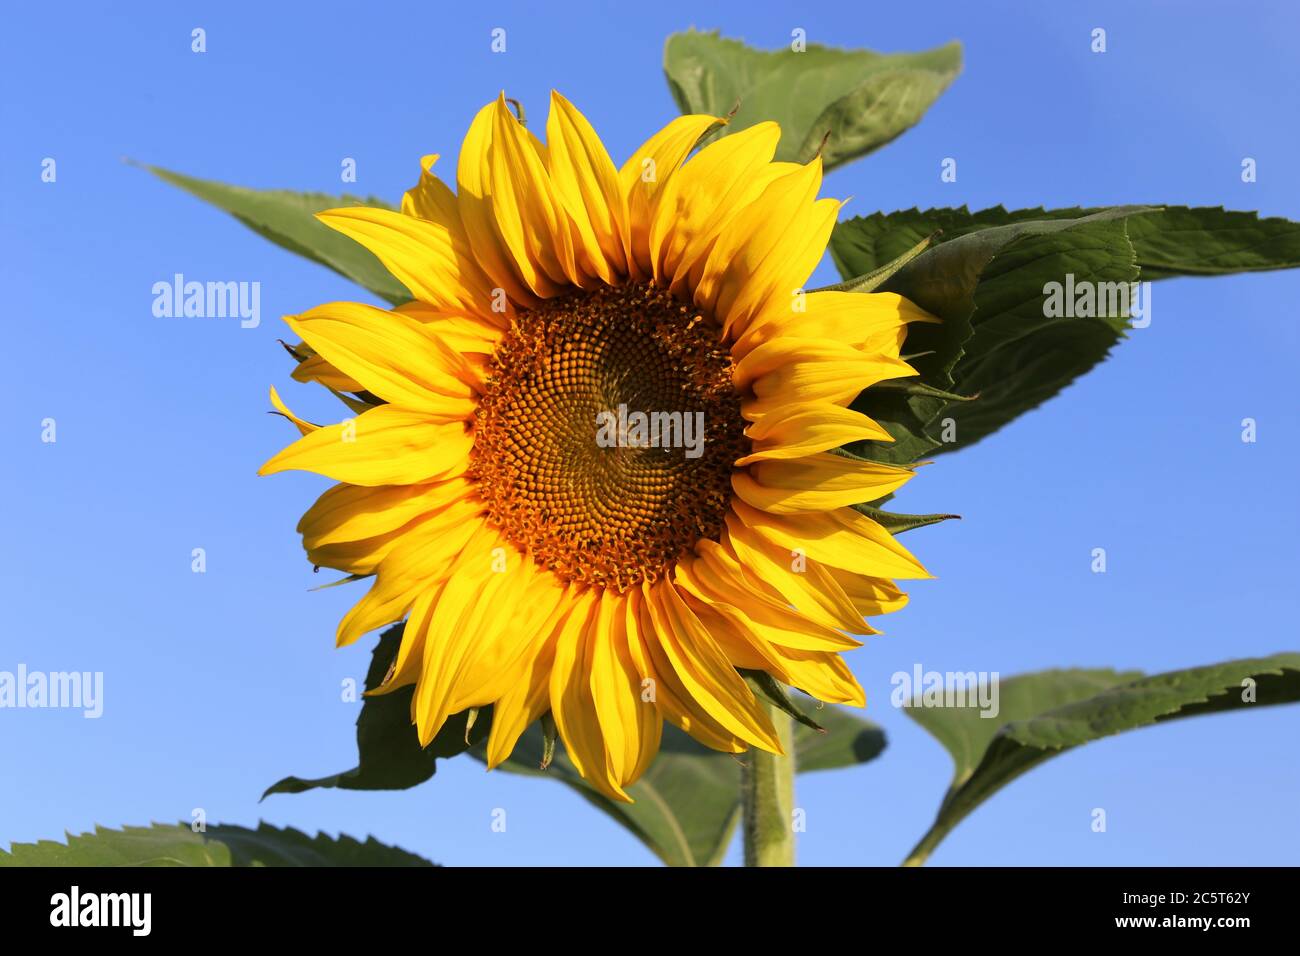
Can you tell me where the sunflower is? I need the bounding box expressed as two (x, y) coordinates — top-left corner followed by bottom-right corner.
(261, 92), (933, 801)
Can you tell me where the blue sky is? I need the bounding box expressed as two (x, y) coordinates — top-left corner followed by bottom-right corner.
(3, 0), (1297, 866)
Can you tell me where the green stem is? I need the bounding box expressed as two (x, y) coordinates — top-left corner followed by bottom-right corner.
(742, 701), (796, 866)
(901, 812), (952, 867)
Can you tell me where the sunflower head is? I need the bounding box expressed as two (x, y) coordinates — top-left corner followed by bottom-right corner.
(470, 281), (748, 592)
(261, 92), (933, 801)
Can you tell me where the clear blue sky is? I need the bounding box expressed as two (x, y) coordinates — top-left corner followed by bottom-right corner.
(3, 0), (1297, 866)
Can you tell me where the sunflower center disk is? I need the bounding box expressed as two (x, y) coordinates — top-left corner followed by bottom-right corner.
(470, 282), (748, 591)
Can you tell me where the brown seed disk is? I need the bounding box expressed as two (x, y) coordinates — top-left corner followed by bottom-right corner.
(468, 282), (748, 591)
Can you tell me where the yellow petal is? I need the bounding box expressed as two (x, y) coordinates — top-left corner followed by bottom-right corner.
(731, 498), (932, 581)
(589, 590), (663, 788)
(447, 563), (569, 712)
(484, 592), (575, 769)
(367, 586), (436, 695)
(739, 340), (916, 420)
(400, 153), (511, 320)
(734, 336), (888, 392)
(670, 580), (863, 707)
(625, 589), (747, 754)
(619, 113), (723, 277)
(682, 595), (771, 671)
(289, 344), (366, 392)
(286, 301), (480, 414)
(304, 531), (405, 576)
(734, 290), (935, 361)
(643, 580), (782, 753)
(409, 576), (471, 745)
(298, 478), (472, 550)
(767, 646), (866, 707)
(395, 302), (505, 354)
(678, 542), (862, 651)
(733, 453), (915, 514)
(487, 94), (579, 293)
(258, 404), (472, 486)
(723, 515), (872, 634)
(677, 593), (863, 706)
(302, 478), (473, 575)
(316, 205), (496, 317)
(689, 157), (830, 336)
(828, 568), (910, 617)
(737, 402), (893, 464)
(545, 91), (627, 280)
(457, 101), (544, 307)
(413, 529), (514, 744)
(548, 589), (630, 800)
(647, 122), (781, 285)
(335, 498), (485, 648)
(268, 385), (318, 436)
(722, 195), (840, 341)
(669, 161), (799, 301)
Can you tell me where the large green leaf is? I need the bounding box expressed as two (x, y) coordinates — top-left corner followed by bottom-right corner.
(904, 653), (1300, 865)
(842, 208), (1148, 462)
(663, 30), (961, 170)
(795, 701), (887, 772)
(0, 823), (433, 867)
(483, 724), (741, 868)
(263, 625), (487, 797)
(479, 700), (884, 867)
(831, 204), (1300, 280)
(140, 164), (410, 305)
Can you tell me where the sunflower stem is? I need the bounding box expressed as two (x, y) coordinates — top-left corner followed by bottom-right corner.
(742, 700), (796, 866)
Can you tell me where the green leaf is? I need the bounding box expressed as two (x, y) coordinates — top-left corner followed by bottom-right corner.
(663, 30), (961, 171)
(904, 653), (1300, 866)
(262, 625), (487, 797)
(851, 503), (960, 535)
(831, 204), (1300, 281)
(484, 724), (743, 868)
(478, 701), (883, 867)
(743, 671), (826, 731)
(139, 164), (410, 305)
(840, 208), (1150, 462)
(815, 233), (936, 294)
(0, 823), (434, 867)
(796, 700), (887, 773)
(1121, 206), (1300, 278)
